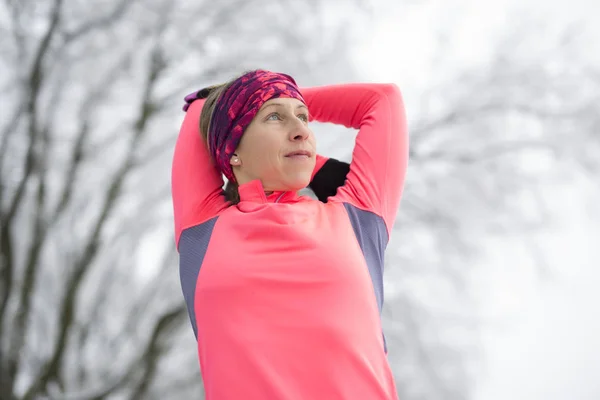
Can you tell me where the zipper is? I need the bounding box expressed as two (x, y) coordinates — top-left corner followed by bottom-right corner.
(274, 192), (286, 203)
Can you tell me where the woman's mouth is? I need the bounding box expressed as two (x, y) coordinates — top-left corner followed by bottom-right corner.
(285, 150), (312, 159)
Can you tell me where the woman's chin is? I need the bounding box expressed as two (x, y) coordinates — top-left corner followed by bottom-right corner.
(282, 174), (312, 192)
(264, 167), (313, 192)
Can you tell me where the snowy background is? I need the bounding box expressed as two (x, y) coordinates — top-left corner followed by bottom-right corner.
(1, 0), (598, 399)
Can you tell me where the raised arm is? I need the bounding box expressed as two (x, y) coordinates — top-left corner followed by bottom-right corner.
(171, 99), (228, 248)
(302, 84), (408, 235)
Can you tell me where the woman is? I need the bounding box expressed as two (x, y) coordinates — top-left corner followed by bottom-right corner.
(172, 70), (408, 399)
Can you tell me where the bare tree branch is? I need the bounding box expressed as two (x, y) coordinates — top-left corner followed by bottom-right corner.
(387, 298), (466, 400)
(1, 48), (136, 393)
(4, 0), (63, 222)
(413, 140), (556, 164)
(0, 221), (16, 398)
(128, 305), (187, 400)
(411, 101), (575, 141)
(45, 305), (187, 400)
(0, 104), (24, 175)
(51, 50), (135, 224)
(118, 247), (179, 342)
(61, 0), (134, 44)
(0, 0), (64, 394)
(3, 41), (141, 393)
(22, 37), (168, 400)
(6, 32), (78, 393)
(5, 126), (50, 391)
(3, 0), (27, 68)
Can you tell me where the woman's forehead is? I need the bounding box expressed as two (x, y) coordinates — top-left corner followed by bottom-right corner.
(261, 97), (306, 109)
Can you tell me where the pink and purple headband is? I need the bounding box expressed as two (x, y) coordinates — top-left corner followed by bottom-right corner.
(184, 70), (305, 183)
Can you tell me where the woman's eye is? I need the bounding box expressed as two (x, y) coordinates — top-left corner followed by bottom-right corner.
(298, 113), (308, 122)
(267, 113), (281, 121)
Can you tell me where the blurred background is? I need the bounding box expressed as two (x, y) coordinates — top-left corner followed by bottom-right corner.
(1, 0), (598, 399)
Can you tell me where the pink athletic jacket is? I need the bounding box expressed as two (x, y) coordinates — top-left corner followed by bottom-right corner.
(172, 83), (408, 399)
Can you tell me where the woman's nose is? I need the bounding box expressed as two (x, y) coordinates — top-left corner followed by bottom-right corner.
(289, 120), (311, 141)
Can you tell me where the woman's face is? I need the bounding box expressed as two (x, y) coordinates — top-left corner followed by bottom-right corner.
(231, 97), (316, 192)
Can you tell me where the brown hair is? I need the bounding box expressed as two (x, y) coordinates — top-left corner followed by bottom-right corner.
(198, 78), (241, 204)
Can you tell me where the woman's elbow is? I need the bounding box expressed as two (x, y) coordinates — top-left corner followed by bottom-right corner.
(380, 83), (402, 102)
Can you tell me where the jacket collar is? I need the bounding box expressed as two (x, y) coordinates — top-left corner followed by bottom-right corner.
(237, 179), (300, 204)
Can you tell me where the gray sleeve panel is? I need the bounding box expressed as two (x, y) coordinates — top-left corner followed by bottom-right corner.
(178, 217), (219, 339)
(342, 203), (390, 352)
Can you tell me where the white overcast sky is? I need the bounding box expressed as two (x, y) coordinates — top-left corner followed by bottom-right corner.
(353, 1), (600, 399)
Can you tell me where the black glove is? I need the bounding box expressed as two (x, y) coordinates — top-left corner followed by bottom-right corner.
(309, 158), (350, 203)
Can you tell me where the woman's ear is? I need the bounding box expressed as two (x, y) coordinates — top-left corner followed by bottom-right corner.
(230, 154), (241, 166)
